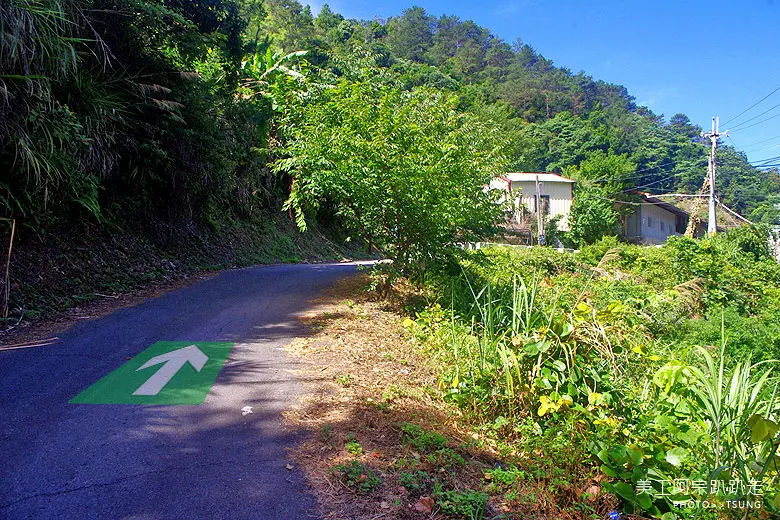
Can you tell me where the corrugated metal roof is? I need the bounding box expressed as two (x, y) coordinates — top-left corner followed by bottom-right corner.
(504, 172), (576, 183)
(630, 191), (690, 217)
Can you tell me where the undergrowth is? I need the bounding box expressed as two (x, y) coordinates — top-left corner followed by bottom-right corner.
(404, 227), (780, 519)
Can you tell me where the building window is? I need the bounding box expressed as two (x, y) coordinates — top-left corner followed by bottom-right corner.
(534, 195), (550, 215)
(647, 216), (654, 228)
(660, 221), (665, 232)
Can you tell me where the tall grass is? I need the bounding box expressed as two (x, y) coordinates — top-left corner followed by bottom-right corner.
(417, 244), (780, 514)
(440, 263), (625, 421)
(687, 316), (779, 508)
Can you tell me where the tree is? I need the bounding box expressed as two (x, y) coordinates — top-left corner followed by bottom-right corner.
(314, 3), (342, 32)
(257, 0), (316, 53)
(563, 150), (635, 246)
(276, 79), (508, 274)
(385, 7), (433, 63)
(574, 150), (636, 192)
(668, 113), (702, 140)
(568, 184), (619, 246)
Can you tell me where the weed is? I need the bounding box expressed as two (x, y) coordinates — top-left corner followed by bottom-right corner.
(413, 432), (448, 452)
(335, 373), (355, 387)
(319, 425), (333, 443)
(399, 470), (432, 496)
(435, 489), (488, 519)
(345, 439), (363, 455)
(400, 422), (424, 438)
(427, 447), (465, 467)
(330, 461), (381, 493)
(391, 456), (419, 471)
(381, 384), (408, 402)
(401, 423), (449, 452)
(484, 466), (524, 488)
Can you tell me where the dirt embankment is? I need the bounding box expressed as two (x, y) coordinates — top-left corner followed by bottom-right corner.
(1, 215), (362, 346)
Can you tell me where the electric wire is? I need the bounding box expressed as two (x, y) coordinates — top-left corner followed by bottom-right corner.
(728, 111), (780, 132)
(729, 100), (780, 130)
(722, 83), (780, 127)
(734, 133), (780, 149)
(749, 154), (780, 165)
(590, 158), (706, 184)
(623, 171), (686, 192)
(741, 142), (780, 154)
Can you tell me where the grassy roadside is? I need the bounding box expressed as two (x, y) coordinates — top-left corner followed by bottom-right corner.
(284, 276), (618, 520)
(285, 228), (780, 520)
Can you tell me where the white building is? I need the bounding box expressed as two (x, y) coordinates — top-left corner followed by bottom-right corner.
(491, 172), (576, 231)
(770, 228), (780, 262)
(620, 194), (699, 244)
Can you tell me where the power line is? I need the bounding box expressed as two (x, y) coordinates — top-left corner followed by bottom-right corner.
(591, 194), (668, 206)
(589, 160), (678, 183)
(729, 111), (780, 132)
(725, 65), (780, 114)
(729, 100), (780, 130)
(592, 193), (704, 205)
(752, 163), (780, 170)
(722, 83), (780, 127)
(648, 193), (708, 198)
(749, 154), (780, 165)
(623, 171), (685, 192)
(742, 142), (780, 154)
(590, 158), (706, 185)
(735, 133), (780, 149)
(716, 197), (754, 225)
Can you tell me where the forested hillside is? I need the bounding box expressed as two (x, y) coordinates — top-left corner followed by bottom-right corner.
(256, 2), (780, 224)
(2, 0), (778, 317)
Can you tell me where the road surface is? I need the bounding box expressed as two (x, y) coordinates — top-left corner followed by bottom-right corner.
(0, 262), (362, 519)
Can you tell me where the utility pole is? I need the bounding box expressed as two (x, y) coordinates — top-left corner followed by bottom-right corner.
(701, 117), (728, 235)
(535, 175), (545, 245)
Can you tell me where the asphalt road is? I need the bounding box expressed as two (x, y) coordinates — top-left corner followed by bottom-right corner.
(1, 262), (363, 520)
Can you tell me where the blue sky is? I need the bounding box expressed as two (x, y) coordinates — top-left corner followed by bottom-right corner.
(305, 0), (780, 165)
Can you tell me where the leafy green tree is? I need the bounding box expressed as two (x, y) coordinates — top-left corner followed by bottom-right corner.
(563, 151), (634, 246)
(574, 150), (636, 191)
(385, 7), (433, 63)
(257, 0), (316, 53)
(715, 147), (780, 224)
(314, 3), (342, 32)
(668, 113), (702, 140)
(568, 184), (619, 246)
(276, 79), (507, 273)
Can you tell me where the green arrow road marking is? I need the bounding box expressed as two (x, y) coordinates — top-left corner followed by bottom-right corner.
(71, 341), (235, 405)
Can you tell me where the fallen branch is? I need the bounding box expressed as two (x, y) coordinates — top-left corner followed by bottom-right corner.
(0, 310), (23, 333)
(0, 337), (60, 351)
(93, 293), (120, 299)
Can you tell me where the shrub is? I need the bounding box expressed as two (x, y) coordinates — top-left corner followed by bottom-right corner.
(435, 489), (489, 518)
(330, 461), (381, 493)
(401, 423), (449, 452)
(345, 439), (363, 455)
(399, 471), (432, 496)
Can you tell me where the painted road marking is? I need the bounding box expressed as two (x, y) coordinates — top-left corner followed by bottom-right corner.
(133, 345), (208, 396)
(71, 341), (234, 405)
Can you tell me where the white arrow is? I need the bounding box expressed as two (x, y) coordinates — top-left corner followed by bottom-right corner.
(132, 345), (209, 396)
